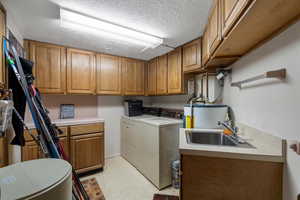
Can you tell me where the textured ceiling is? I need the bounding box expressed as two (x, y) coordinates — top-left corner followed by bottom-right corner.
(6, 0), (212, 60)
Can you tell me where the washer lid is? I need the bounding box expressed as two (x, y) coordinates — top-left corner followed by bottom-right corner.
(184, 104), (228, 108)
(0, 158), (72, 199)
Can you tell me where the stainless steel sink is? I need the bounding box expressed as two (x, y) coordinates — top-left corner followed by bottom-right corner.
(186, 130), (255, 148)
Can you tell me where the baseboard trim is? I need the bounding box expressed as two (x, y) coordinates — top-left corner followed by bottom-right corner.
(105, 153), (120, 160)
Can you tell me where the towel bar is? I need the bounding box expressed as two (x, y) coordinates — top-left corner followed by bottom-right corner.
(231, 68), (286, 89)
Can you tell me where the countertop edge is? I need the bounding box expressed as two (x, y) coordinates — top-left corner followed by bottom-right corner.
(121, 115), (183, 127)
(179, 148), (285, 163)
(26, 118), (105, 129)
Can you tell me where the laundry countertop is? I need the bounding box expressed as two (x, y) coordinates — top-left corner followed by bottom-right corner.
(26, 117), (105, 129)
(122, 115), (183, 127)
(179, 123), (286, 163)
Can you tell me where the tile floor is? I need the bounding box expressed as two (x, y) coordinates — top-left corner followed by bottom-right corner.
(81, 156), (179, 200)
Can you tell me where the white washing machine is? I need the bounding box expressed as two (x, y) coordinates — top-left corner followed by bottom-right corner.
(0, 158), (72, 200)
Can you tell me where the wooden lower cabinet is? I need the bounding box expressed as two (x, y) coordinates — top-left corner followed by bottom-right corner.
(70, 123), (105, 174)
(22, 126), (69, 162)
(21, 141), (42, 161)
(21, 123), (104, 175)
(71, 132), (104, 173)
(60, 136), (69, 159)
(21, 136), (69, 162)
(0, 137), (8, 167)
(181, 155), (283, 200)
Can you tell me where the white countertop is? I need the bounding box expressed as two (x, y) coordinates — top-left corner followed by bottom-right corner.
(26, 117), (104, 129)
(179, 124), (286, 163)
(122, 115), (183, 127)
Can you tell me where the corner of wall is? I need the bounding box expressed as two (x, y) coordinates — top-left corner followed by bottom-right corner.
(1, 0), (24, 45)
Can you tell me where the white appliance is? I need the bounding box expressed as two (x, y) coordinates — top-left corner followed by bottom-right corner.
(184, 104), (228, 129)
(121, 116), (183, 189)
(0, 159), (72, 200)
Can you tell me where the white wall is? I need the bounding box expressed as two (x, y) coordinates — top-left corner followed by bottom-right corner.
(97, 96), (124, 158)
(1, 0), (23, 44)
(150, 95), (188, 109)
(223, 21), (300, 200)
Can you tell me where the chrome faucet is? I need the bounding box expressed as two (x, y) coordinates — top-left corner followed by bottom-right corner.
(218, 121), (239, 139)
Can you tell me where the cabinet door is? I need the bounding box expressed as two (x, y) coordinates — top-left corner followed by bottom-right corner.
(208, 0), (222, 55)
(67, 48), (96, 94)
(0, 8), (5, 85)
(0, 137), (7, 167)
(21, 141), (41, 161)
(60, 136), (69, 160)
(168, 48), (183, 94)
(122, 58), (145, 95)
(147, 58), (157, 95)
(183, 39), (202, 72)
(221, 0), (251, 37)
(123, 58), (136, 95)
(135, 61), (145, 95)
(202, 28), (210, 66)
(156, 55), (168, 95)
(29, 42), (66, 94)
(71, 133), (104, 173)
(96, 54), (121, 95)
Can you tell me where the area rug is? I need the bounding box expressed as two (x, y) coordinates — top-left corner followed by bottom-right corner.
(153, 194), (179, 200)
(81, 178), (105, 200)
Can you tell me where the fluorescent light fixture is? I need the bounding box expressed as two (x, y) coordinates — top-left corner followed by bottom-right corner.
(60, 8), (163, 48)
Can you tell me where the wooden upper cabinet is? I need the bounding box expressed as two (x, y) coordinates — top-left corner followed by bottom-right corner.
(202, 28), (210, 67)
(213, 0), (300, 62)
(0, 7), (5, 85)
(135, 60), (145, 95)
(29, 41), (66, 94)
(96, 54), (121, 95)
(167, 48), (183, 94)
(147, 58), (157, 95)
(122, 58), (145, 96)
(221, 0), (252, 37)
(207, 0), (222, 55)
(67, 48), (96, 94)
(122, 58), (135, 95)
(156, 55), (168, 95)
(183, 38), (202, 72)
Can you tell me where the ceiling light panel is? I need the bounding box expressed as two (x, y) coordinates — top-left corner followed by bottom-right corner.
(60, 8), (163, 48)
